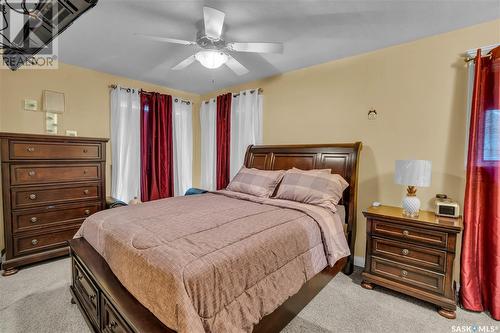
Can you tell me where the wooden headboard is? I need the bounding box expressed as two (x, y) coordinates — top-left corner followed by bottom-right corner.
(244, 142), (362, 275)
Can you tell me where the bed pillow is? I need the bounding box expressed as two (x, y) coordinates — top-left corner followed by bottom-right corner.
(226, 167), (286, 198)
(274, 168), (349, 211)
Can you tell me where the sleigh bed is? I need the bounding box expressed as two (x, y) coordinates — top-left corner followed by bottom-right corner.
(69, 142), (362, 333)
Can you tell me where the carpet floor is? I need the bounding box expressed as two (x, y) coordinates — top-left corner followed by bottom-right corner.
(0, 257), (497, 333)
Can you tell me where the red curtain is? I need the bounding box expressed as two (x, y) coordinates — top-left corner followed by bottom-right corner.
(140, 92), (174, 201)
(216, 93), (232, 189)
(461, 47), (500, 320)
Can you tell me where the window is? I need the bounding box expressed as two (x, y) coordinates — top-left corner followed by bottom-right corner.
(483, 109), (500, 161)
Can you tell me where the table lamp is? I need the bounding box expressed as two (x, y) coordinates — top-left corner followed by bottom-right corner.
(394, 160), (432, 217)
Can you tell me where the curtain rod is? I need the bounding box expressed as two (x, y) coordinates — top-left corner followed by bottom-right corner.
(108, 85), (192, 105)
(204, 88), (263, 104)
(464, 53), (492, 63)
(233, 88), (263, 98)
(464, 44), (498, 63)
(109, 84), (135, 92)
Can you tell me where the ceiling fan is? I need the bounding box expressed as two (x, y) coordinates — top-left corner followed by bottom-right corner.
(136, 7), (284, 75)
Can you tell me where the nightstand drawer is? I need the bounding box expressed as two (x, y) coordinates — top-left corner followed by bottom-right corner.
(372, 220), (448, 248)
(371, 257), (444, 294)
(371, 237), (447, 272)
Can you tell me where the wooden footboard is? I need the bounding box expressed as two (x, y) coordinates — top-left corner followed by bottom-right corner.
(69, 237), (346, 333)
(69, 238), (172, 333)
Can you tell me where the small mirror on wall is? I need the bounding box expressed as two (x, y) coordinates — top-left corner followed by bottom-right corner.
(43, 90), (65, 113)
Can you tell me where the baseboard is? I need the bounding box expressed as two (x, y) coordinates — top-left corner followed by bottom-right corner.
(353, 255), (365, 268)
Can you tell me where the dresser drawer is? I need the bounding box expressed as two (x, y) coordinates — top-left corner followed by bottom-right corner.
(13, 226), (79, 257)
(12, 183), (100, 209)
(10, 141), (102, 160)
(101, 296), (134, 333)
(371, 257), (444, 294)
(372, 220), (448, 248)
(10, 163), (101, 185)
(371, 237), (447, 272)
(12, 202), (101, 233)
(73, 259), (99, 329)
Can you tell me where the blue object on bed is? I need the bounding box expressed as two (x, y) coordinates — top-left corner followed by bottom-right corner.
(106, 196), (128, 209)
(184, 188), (209, 196)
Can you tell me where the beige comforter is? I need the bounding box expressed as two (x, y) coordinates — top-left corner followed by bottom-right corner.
(75, 190), (349, 333)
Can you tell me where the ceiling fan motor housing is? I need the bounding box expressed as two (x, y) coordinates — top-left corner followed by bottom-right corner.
(196, 32), (226, 50)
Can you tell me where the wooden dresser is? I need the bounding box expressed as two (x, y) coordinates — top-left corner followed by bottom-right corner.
(0, 133), (108, 276)
(361, 205), (462, 319)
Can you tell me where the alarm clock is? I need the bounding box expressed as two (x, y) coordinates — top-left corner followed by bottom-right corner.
(435, 197), (460, 218)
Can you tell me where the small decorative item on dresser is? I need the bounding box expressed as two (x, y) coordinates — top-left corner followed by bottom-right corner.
(361, 205), (462, 319)
(394, 160), (432, 217)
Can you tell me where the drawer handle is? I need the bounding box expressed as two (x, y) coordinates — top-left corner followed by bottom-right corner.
(401, 270), (408, 277)
(83, 149), (88, 153)
(26, 147), (35, 152)
(30, 217), (38, 223)
(28, 170), (36, 176)
(77, 275), (83, 281)
(83, 169), (88, 175)
(402, 230), (410, 237)
(402, 249), (409, 256)
(84, 209), (90, 216)
(29, 194), (37, 200)
(31, 239), (38, 246)
(89, 294), (96, 301)
(83, 189), (89, 195)
(109, 320), (118, 329)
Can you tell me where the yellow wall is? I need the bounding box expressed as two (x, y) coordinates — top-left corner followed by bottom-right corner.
(201, 19), (500, 262)
(0, 20), (498, 266)
(0, 63), (200, 252)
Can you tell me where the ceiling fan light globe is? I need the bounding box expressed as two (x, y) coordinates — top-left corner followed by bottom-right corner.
(195, 50), (228, 69)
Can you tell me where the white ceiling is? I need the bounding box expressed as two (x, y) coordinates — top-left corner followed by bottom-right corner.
(58, 0), (500, 94)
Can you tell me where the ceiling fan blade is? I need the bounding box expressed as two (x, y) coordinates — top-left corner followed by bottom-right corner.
(135, 33), (196, 46)
(171, 55), (196, 70)
(203, 7), (225, 39)
(225, 55), (249, 76)
(227, 42), (284, 54)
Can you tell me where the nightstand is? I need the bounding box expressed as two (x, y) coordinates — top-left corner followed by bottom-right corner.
(361, 205), (462, 319)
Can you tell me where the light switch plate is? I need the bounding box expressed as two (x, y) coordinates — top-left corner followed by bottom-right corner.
(45, 112), (58, 135)
(24, 99), (38, 111)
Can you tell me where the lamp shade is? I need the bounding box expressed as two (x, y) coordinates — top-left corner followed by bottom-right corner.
(195, 50), (228, 69)
(394, 160), (432, 187)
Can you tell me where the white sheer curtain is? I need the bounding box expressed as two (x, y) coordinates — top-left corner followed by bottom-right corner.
(172, 97), (193, 196)
(230, 89), (263, 179)
(465, 61), (475, 165)
(110, 87), (141, 203)
(200, 98), (217, 190)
